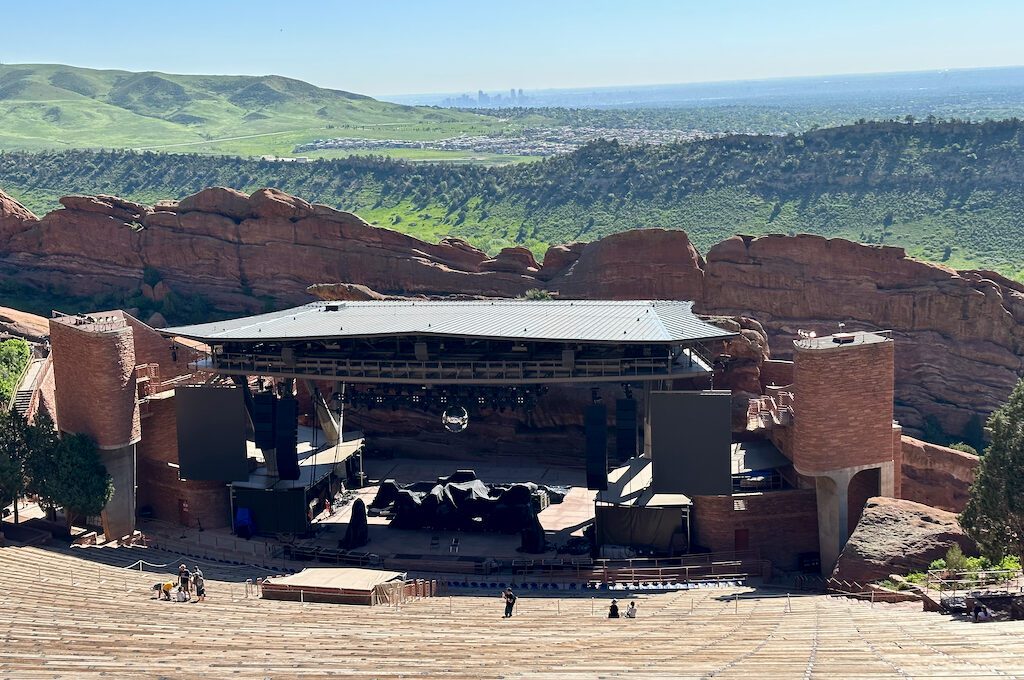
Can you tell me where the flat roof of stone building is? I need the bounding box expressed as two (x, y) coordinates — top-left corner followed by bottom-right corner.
(794, 330), (892, 351)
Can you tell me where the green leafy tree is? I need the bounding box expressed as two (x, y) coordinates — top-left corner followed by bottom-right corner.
(0, 410), (31, 523)
(0, 338), (31, 404)
(52, 434), (114, 518)
(23, 413), (113, 520)
(960, 378), (1024, 560)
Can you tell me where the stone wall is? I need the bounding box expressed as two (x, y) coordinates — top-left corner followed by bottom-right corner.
(690, 489), (819, 570)
(48, 318), (140, 449)
(759, 360), (793, 389)
(123, 313), (198, 379)
(899, 436), (979, 513)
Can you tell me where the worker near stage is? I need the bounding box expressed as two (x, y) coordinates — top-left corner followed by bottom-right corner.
(502, 587), (517, 618)
(152, 581), (174, 601)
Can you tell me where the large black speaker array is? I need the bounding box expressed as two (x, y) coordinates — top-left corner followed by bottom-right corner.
(274, 396), (300, 481)
(252, 391), (277, 450)
(615, 398), (638, 459)
(584, 403), (608, 490)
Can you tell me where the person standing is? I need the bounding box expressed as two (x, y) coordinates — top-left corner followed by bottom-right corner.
(502, 588), (517, 618)
(608, 599), (620, 618)
(178, 564), (192, 600)
(624, 601), (637, 618)
(192, 566), (206, 602)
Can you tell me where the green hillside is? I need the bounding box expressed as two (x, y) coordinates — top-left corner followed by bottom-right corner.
(2, 119), (1023, 280)
(0, 63), (498, 155)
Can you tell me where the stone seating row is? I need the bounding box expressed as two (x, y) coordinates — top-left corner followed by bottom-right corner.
(1, 544), (1024, 678)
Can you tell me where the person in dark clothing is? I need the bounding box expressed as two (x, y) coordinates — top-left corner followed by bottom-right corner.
(502, 588), (517, 618)
(177, 564), (192, 599)
(608, 599), (620, 618)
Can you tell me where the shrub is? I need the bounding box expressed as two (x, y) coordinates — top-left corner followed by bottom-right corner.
(945, 544), (968, 572)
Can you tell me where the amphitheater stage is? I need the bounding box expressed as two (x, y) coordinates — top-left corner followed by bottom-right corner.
(261, 566), (415, 605)
(305, 456), (597, 562)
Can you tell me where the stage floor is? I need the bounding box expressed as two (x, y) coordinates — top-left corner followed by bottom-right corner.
(310, 457), (597, 560)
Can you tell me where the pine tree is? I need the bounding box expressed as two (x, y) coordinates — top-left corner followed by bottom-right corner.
(960, 378), (1024, 560)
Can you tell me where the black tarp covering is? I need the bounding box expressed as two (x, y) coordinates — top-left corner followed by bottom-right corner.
(370, 472), (567, 535)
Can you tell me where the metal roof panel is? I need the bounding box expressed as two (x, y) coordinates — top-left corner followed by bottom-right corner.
(163, 300), (734, 344)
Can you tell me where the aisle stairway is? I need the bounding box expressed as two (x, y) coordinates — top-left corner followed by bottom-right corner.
(10, 358), (45, 418)
(1, 544), (1022, 678)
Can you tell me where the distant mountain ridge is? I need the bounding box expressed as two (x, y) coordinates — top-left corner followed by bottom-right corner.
(0, 63), (486, 153)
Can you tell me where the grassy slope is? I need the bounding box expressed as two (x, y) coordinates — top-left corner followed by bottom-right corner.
(0, 63), (501, 155)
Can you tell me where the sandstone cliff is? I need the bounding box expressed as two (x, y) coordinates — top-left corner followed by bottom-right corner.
(1, 187), (1021, 440)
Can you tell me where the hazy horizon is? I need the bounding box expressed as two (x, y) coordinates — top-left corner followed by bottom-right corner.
(4, 0), (1024, 96)
(379, 64), (1024, 99)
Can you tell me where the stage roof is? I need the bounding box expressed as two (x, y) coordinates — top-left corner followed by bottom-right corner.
(163, 300), (733, 344)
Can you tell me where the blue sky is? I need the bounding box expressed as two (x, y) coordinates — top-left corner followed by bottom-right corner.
(3, 0), (1022, 95)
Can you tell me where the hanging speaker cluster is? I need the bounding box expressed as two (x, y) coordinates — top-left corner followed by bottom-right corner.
(251, 391), (300, 481)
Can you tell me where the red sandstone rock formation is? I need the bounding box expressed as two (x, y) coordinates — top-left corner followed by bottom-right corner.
(832, 496), (977, 584)
(547, 229), (706, 300)
(0, 306), (48, 341)
(0, 190), (37, 241)
(0, 187), (534, 313)
(1, 186), (1021, 439)
(306, 283), (388, 301)
(702, 234), (1024, 439)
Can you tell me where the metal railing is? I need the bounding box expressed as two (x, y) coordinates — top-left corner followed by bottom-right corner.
(204, 351), (700, 384)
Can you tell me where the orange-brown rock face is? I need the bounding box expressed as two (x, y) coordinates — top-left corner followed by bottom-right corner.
(702, 234), (1024, 440)
(0, 187), (535, 311)
(1, 186), (1022, 440)
(549, 229), (706, 300)
(0, 190), (37, 241)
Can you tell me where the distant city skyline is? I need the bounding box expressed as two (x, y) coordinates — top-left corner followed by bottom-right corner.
(3, 0), (1023, 97)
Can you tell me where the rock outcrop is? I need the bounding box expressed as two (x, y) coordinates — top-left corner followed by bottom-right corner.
(0, 306), (48, 342)
(702, 234), (1024, 441)
(0, 187), (535, 313)
(306, 283), (388, 301)
(0, 190), (37, 241)
(1, 186), (1022, 440)
(832, 497), (977, 584)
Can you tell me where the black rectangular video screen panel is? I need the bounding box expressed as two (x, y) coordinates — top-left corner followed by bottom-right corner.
(175, 385), (249, 482)
(650, 390), (732, 496)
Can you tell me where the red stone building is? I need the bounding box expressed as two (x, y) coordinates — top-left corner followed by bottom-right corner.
(48, 311), (230, 536)
(744, 330), (903, 573)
